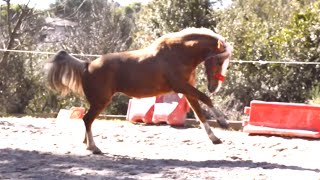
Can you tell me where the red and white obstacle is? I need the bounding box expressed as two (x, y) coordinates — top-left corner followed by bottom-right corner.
(126, 93), (190, 126)
(243, 100), (320, 138)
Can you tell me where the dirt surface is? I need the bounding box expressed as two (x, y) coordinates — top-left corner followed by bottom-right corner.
(0, 117), (319, 180)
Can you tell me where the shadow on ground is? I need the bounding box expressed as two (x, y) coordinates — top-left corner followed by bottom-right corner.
(0, 148), (319, 179)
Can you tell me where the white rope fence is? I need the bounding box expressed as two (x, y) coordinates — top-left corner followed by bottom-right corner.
(1, 48), (320, 65)
(230, 60), (320, 65)
(0, 49), (101, 57)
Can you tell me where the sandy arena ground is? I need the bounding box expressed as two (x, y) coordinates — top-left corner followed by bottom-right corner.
(0, 117), (319, 179)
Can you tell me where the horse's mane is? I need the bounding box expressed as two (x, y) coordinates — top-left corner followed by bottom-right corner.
(166, 28), (225, 41)
(149, 28), (227, 51)
(179, 28), (226, 41)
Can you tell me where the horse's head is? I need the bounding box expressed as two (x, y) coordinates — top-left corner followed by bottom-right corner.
(204, 40), (232, 93)
(172, 28), (232, 93)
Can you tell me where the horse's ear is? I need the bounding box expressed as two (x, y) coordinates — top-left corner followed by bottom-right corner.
(217, 40), (225, 52)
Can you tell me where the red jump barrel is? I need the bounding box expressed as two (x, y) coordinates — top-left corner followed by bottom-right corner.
(243, 100), (320, 138)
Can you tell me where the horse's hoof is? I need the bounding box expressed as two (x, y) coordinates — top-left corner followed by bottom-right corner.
(212, 139), (223, 144)
(87, 146), (102, 154)
(92, 149), (102, 155)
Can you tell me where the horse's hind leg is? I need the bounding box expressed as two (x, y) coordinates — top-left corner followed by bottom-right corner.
(82, 102), (109, 154)
(185, 95), (222, 144)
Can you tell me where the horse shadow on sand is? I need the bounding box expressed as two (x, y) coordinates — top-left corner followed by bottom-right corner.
(0, 148), (319, 180)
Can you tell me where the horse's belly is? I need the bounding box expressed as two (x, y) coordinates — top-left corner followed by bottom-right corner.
(114, 63), (172, 97)
(118, 80), (171, 98)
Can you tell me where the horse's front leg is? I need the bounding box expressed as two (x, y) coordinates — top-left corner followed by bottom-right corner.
(185, 95), (222, 144)
(167, 74), (229, 129)
(167, 75), (213, 107)
(211, 106), (229, 129)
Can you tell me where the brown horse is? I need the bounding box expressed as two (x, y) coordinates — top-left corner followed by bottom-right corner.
(45, 28), (232, 154)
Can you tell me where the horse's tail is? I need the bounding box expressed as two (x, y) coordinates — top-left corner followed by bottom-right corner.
(44, 50), (88, 96)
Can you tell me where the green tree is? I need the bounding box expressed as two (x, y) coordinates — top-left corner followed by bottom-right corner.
(134, 0), (220, 48)
(0, 1), (46, 114)
(217, 0), (320, 108)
